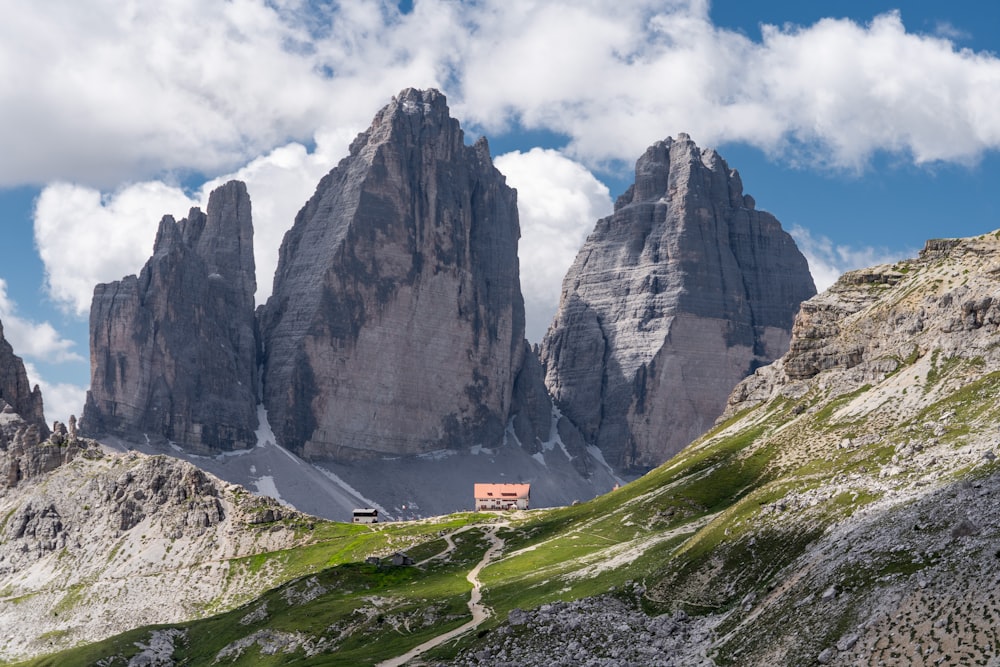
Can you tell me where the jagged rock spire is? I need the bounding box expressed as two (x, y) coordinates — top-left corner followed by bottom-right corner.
(541, 134), (816, 471)
(259, 88), (526, 460)
(0, 317), (47, 437)
(83, 180), (258, 453)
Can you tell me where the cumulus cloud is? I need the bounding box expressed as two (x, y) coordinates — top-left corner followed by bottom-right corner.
(789, 225), (914, 292)
(22, 361), (87, 424)
(0, 281), (87, 423)
(34, 181), (199, 315)
(0, 279), (83, 363)
(200, 128), (359, 303)
(495, 149), (613, 342)
(455, 4), (1000, 171)
(0, 0), (446, 188)
(8, 1), (1000, 191)
(21, 0), (1000, 317)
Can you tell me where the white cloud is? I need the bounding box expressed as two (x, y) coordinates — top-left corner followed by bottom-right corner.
(0, 281), (87, 424)
(21, 1), (1000, 318)
(7, 1), (1000, 192)
(789, 225), (914, 292)
(200, 128), (358, 304)
(495, 149), (613, 342)
(0, 279), (83, 363)
(34, 181), (199, 316)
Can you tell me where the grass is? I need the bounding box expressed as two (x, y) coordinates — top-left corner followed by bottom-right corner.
(19, 338), (1000, 666)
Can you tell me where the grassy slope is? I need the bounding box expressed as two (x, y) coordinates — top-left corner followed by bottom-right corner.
(19, 355), (1000, 666)
(21, 239), (1000, 665)
(17, 388), (862, 665)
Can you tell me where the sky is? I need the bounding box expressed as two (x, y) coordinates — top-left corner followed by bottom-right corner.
(2, 0), (1000, 424)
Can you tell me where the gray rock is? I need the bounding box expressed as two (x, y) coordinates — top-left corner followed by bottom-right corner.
(836, 632), (859, 652)
(83, 181), (258, 454)
(540, 134), (815, 470)
(0, 410), (84, 490)
(817, 647), (835, 664)
(259, 88), (526, 460)
(951, 518), (980, 538)
(0, 318), (47, 436)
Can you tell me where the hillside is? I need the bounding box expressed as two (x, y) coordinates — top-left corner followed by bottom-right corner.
(25, 230), (1000, 665)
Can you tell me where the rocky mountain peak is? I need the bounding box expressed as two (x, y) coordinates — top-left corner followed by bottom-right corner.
(541, 135), (816, 471)
(83, 180), (258, 453)
(259, 87), (529, 461)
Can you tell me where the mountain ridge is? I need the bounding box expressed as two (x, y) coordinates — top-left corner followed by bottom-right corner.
(541, 133), (816, 472)
(32, 228), (1000, 666)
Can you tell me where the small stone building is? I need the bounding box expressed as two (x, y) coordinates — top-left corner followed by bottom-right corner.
(352, 508), (379, 524)
(474, 483), (530, 511)
(391, 552), (414, 566)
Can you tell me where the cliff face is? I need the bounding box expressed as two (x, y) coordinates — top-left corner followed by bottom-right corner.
(259, 88), (526, 461)
(83, 181), (258, 453)
(541, 134), (816, 471)
(0, 319), (47, 436)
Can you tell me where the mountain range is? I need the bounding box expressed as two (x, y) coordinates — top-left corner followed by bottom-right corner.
(74, 89), (812, 521)
(12, 227), (995, 666)
(17, 88), (988, 665)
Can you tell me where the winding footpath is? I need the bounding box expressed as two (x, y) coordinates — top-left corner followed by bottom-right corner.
(377, 523), (505, 667)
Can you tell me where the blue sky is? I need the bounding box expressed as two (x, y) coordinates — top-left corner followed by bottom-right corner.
(2, 0), (1000, 422)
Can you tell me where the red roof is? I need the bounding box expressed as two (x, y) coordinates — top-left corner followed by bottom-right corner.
(474, 483), (530, 499)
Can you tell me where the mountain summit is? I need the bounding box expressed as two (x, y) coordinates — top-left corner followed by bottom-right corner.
(541, 134), (816, 471)
(84, 181), (258, 453)
(259, 88), (528, 461)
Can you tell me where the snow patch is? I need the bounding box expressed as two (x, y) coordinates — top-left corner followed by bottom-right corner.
(470, 445), (494, 455)
(256, 404), (302, 466)
(252, 475), (290, 507)
(532, 451), (547, 467)
(214, 447), (254, 460)
(586, 445), (626, 486)
(417, 449), (456, 461)
(313, 465), (390, 517)
(540, 404), (573, 460)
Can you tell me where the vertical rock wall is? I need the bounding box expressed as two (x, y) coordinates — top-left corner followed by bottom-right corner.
(259, 88), (526, 460)
(541, 135), (816, 471)
(83, 181), (258, 453)
(0, 318), (47, 437)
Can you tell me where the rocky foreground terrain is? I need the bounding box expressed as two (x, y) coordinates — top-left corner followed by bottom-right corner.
(32, 230), (1000, 666)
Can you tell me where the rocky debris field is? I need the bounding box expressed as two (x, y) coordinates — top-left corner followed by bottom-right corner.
(449, 589), (716, 667)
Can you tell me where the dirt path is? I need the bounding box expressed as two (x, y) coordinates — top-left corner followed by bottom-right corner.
(415, 525), (473, 567)
(377, 523), (505, 667)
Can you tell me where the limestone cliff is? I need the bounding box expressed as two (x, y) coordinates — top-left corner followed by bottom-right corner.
(83, 181), (258, 453)
(0, 318), (47, 436)
(541, 134), (815, 471)
(259, 88), (526, 460)
(724, 234), (1000, 418)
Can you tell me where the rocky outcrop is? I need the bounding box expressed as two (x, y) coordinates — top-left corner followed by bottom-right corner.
(541, 134), (815, 471)
(83, 181), (258, 453)
(725, 233), (1000, 416)
(0, 318), (47, 436)
(0, 444), (304, 661)
(1, 412), (85, 491)
(259, 88), (526, 460)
